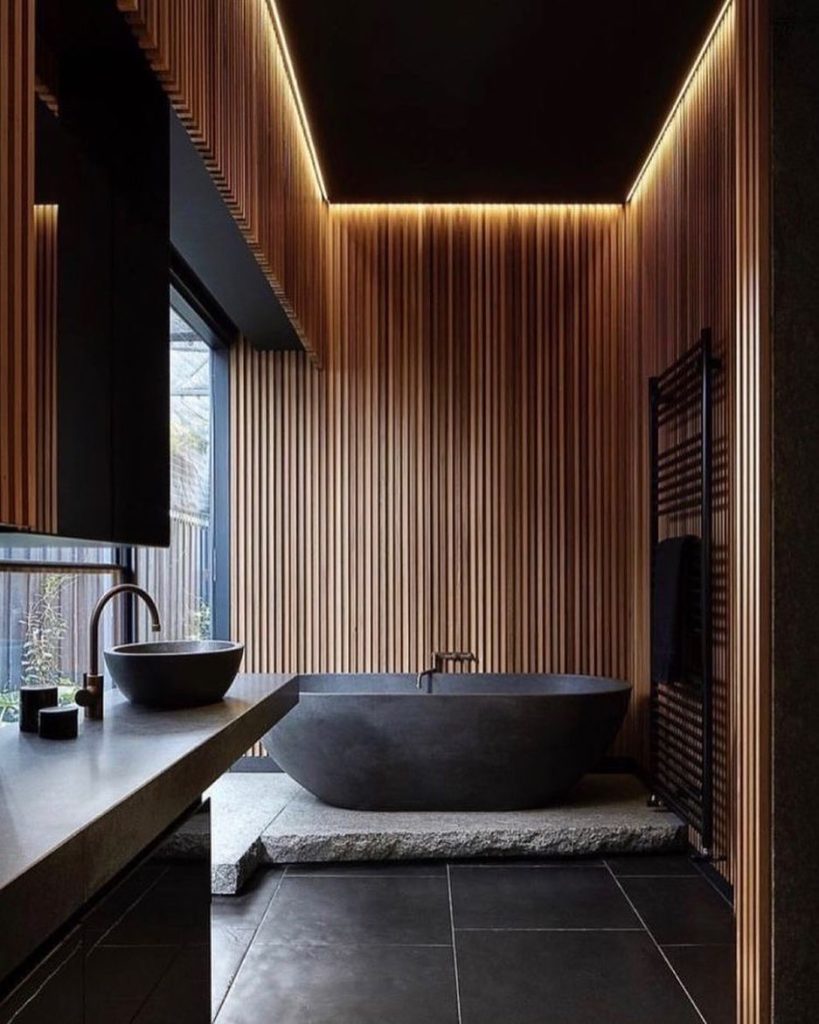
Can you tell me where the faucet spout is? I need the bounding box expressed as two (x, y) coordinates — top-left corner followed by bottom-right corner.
(416, 650), (477, 692)
(76, 584), (162, 720)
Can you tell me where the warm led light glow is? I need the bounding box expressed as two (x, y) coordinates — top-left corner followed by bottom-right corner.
(626, 0), (733, 203)
(263, 0), (732, 210)
(331, 203), (623, 213)
(263, 0), (329, 202)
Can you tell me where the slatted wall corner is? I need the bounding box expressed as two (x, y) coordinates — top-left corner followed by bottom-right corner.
(117, 0), (329, 367)
(625, 3), (736, 883)
(0, 0), (36, 529)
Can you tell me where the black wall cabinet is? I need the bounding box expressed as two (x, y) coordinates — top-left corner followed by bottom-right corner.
(30, 0), (170, 547)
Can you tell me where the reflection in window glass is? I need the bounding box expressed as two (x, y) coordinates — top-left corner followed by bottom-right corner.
(135, 306), (213, 641)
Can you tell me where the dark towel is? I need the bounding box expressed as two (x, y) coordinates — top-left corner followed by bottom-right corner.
(651, 535), (701, 683)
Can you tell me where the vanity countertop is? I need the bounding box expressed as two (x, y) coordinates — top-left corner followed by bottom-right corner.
(0, 673), (297, 982)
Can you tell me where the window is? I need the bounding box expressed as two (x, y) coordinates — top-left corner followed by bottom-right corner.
(0, 546), (128, 723)
(134, 306), (215, 641)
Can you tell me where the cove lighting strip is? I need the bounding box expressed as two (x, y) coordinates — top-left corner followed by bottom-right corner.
(263, 0), (329, 202)
(626, 0), (734, 202)
(330, 203), (623, 212)
(266, 0), (733, 208)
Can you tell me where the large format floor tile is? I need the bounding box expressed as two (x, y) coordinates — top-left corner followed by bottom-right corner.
(216, 943), (459, 1024)
(211, 926), (255, 1019)
(605, 854), (699, 877)
(254, 874), (452, 946)
(287, 860), (447, 877)
(450, 865), (640, 930)
(211, 868), (283, 929)
(213, 855), (735, 1023)
(456, 930), (703, 1024)
(619, 876), (735, 945)
(664, 943), (736, 1024)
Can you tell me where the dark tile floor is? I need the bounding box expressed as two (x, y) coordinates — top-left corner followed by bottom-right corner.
(212, 855), (735, 1024)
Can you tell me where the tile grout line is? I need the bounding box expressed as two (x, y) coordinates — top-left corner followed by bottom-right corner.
(661, 942), (736, 948)
(605, 852), (735, 911)
(446, 864), (464, 1024)
(603, 862), (709, 1024)
(213, 867), (289, 1022)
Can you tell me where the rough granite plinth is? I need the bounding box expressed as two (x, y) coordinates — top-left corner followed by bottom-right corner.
(260, 774), (685, 865)
(163, 774), (295, 894)
(188, 773), (684, 893)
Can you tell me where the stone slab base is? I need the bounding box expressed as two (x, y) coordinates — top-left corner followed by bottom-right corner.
(259, 774), (685, 865)
(188, 772), (684, 893)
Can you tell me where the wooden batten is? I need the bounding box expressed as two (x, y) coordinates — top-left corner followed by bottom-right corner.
(734, 0), (771, 1020)
(0, 0), (35, 529)
(34, 204), (58, 535)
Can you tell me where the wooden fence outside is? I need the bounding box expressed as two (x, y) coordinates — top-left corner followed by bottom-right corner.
(0, 512), (210, 698)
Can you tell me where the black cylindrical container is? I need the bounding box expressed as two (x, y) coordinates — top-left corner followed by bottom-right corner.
(19, 685), (59, 733)
(38, 704), (79, 740)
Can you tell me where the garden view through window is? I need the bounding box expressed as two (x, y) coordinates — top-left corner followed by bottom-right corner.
(135, 306), (214, 641)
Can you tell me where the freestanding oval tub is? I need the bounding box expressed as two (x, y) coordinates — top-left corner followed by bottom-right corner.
(263, 673), (630, 811)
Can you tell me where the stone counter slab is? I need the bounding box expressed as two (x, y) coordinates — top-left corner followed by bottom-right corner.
(0, 674), (296, 983)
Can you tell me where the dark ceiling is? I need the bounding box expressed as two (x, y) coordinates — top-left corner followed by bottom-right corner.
(276, 0), (722, 203)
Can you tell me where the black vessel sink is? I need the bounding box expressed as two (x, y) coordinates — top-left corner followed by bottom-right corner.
(104, 640), (244, 709)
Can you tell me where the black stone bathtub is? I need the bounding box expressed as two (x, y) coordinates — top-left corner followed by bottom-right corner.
(263, 673), (630, 811)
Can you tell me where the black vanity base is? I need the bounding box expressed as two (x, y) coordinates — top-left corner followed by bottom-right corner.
(0, 800), (211, 1024)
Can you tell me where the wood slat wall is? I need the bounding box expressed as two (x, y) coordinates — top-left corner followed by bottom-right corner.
(624, 5), (736, 877)
(734, 0), (771, 1019)
(231, 205), (640, 749)
(118, 0), (328, 366)
(0, 0), (36, 529)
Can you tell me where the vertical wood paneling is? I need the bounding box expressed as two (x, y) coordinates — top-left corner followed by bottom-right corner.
(625, 5), (775, 1020)
(231, 206), (636, 746)
(0, 0), (35, 528)
(118, 0), (328, 365)
(735, 0), (771, 1019)
(625, 6), (736, 879)
(34, 205), (58, 534)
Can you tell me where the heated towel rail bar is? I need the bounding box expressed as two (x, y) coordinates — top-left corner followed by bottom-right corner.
(649, 328), (719, 853)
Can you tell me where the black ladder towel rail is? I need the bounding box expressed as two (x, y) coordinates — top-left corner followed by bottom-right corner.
(649, 328), (718, 853)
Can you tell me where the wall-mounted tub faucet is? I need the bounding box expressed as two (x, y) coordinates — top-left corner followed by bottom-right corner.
(416, 651), (477, 691)
(75, 584), (162, 720)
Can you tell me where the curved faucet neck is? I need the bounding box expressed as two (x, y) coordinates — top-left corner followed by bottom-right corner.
(88, 583), (161, 675)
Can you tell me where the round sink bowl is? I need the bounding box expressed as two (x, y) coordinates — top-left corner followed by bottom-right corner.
(104, 640), (244, 709)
